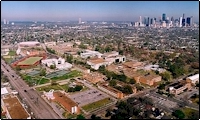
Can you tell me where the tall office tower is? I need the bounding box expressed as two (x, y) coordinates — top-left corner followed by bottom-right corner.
(139, 16), (142, 25)
(187, 16), (193, 26)
(154, 17), (156, 21)
(162, 13), (166, 21)
(144, 16), (147, 26)
(190, 16), (193, 26)
(150, 18), (153, 25)
(147, 17), (150, 26)
(171, 17), (174, 22)
(179, 17), (182, 27)
(3, 19), (6, 24)
(182, 13), (185, 27)
(79, 18), (81, 24)
(186, 17), (191, 26)
(7, 21), (9, 24)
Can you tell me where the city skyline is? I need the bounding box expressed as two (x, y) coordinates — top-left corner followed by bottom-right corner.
(1, 1), (199, 22)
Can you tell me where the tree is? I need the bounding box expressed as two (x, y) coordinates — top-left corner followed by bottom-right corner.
(160, 71), (172, 81)
(109, 80), (116, 87)
(79, 43), (87, 49)
(66, 54), (73, 63)
(16, 66), (21, 71)
(172, 110), (185, 119)
(105, 109), (112, 117)
(76, 114), (85, 119)
(39, 68), (46, 76)
(50, 64), (56, 69)
(129, 78), (136, 84)
(123, 85), (133, 94)
(75, 85), (83, 91)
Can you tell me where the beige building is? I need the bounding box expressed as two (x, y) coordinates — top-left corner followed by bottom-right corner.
(168, 81), (192, 95)
(139, 74), (162, 86)
(1, 95), (31, 119)
(82, 72), (107, 84)
(98, 82), (124, 99)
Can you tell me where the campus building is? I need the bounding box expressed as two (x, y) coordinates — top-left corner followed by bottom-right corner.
(1, 94), (31, 119)
(98, 82), (124, 99)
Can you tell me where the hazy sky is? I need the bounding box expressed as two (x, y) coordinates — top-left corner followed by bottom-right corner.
(1, 1), (199, 22)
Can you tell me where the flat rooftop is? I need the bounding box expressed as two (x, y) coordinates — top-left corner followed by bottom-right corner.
(2, 95), (29, 119)
(53, 91), (78, 107)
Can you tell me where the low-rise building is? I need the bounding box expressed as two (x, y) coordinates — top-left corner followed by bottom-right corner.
(123, 61), (144, 70)
(1, 95), (31, 119)
(41, 57), (72, 70)
(52, 91), (80, 114)
(82, 72), (106, 84)
(87, 58), (108, 70)
(44, 41), (56, 46)
(80, 50), (103, 59)
(168, 81), (192, 95)
(103, 51), (126, 64)
(98, 82), (124, 99)
(186, 74), (199, 84)
(139, 74), (162, 86)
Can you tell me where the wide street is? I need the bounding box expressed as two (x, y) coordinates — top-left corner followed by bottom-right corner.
(1, 59), (61, 119)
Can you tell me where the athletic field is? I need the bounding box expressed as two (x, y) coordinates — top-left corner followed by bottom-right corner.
(17, 57), (43, 65)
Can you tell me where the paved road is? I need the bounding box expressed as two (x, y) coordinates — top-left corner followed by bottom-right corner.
(1, 59), (61, 119)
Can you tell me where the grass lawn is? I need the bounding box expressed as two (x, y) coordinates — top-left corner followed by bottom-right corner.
(17, 57), (43, 65)
(181, 107), (199, 119)
(36, 84), (64, 92)
(8, 50), (16, 56)
(22, 75), (49, 86)
(3, 58), (13, 64)
(82, 98), (113, 112)
(51, 70), (82, 81)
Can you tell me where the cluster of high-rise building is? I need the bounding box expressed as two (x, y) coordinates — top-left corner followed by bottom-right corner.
(134, 13), (193, 28)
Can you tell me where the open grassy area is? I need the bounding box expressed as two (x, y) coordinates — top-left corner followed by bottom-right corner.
(21, 75), (49, 86)
(3, 57), (13, 64)
(36, 84), (64, 92)
(17, 57), (43, 65)
(8, 50), (16, 56)
(181, 107), (199, 119)
(51, 70), (82, 81)
(82, 98), (113, 112)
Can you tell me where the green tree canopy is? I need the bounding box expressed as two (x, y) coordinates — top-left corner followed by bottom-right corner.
(172, 110), (185, 119)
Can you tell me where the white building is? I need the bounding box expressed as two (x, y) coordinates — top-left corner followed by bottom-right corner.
(44, 89), (55, 100)
(80, 50), (103, 59)
(87, 58), (108, 70)
(103, 51), (126, 64)
(186, 74), (199, 84)
(41, 57), (72, 70)
(56, 62), (72, 70)
(86, 51), (126, 70)
(44, 42), (56, 46)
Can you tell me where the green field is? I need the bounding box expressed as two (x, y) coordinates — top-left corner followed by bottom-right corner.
(22, 75), (49, 86)
(36, 84), (66, 92)
(181, 107), (199, 119)
(8, 50), (16, 56)
(82, 98), (113, 112)
(17, 57), (43, 65)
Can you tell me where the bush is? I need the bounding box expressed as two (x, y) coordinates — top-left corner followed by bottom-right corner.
(172, 110), (185, 119)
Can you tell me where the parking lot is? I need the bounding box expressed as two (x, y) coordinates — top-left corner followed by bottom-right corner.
(145, 93), (178, 109)
(68, 89), (110, 107)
